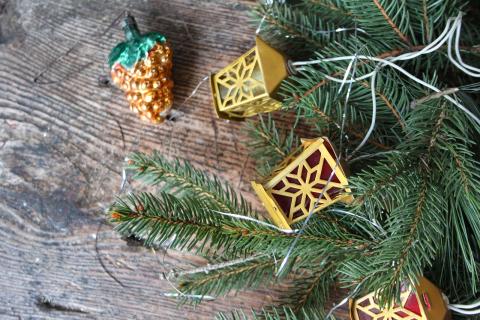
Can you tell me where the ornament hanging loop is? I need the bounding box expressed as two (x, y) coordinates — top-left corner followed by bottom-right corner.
(286, 60), (298, 76)
(122, 12), (141, 41)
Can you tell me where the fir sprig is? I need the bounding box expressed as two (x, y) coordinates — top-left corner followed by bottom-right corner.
(245, 114), (300, 177)
(216, 307), (323, 320)
(251, 0), (480, 306)
(345, 101), (480, 303)
(109, 191), (372, 258)
(275, 262), (336, 318)
(108, 0), (480, 317)
(253, 1), (356, 57)
(178, 256), (277, 298)
(126, 151), (253, 217)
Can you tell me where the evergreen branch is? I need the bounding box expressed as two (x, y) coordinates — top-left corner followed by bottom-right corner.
(293, 275), (325, 313)
(109, 192), (373, 258)
(383, 109), (447, 286)
(293, 45), (426, 104)
(347, 99), (480, 304)
(377, 180), (445, 306)
(345, 169), (445, 306)
(171, 254), (266, 279)
(279, 262), (336, 317)
(410, 87), (460, 108)
(339, 0), (413, 47)
(432, 107), (480, 296)
(371, 0), (411, 45)
(178, 256), (277, 298)
(252, 119), (288, 158)
(421, 0), (430, 41)
(359, 80), (405, 129)
(216, 307), (322, 320)
(352, 156), (413, 209)
(105, 2), (480, 314)
(309, 105), (392, 150)
(245, 115), (299, 177)
(406, 0), (464, 44)
(126, 152), (253, 216)
(304, 0), (352, 16)
(284, 58), (412, 154)
(389, 178), (429, 283)
(254, 1), (355, 56)
(450, 149), (471, 194)
(262, 12), (323, 49)
(290, 44), (480, 108)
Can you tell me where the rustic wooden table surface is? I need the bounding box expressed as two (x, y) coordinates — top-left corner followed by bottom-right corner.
(0, 0), (349, 318)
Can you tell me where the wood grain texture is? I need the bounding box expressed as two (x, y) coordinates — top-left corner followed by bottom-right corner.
(0, 0), (349, 318)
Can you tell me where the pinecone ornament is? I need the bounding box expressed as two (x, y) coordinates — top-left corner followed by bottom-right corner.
(109, 14), (173, 124)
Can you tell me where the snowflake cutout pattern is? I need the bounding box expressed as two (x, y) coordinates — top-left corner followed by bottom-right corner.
(269, 140), (347, 223)
(351, 289), (425, 320)
(214, 48), (266, 110)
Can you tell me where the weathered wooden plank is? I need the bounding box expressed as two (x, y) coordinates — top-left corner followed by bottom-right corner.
(0, 0), (349, 318)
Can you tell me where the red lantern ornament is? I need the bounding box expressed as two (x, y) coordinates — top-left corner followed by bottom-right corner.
(349, 277), (451, 320)
(252, 137), (353, 230)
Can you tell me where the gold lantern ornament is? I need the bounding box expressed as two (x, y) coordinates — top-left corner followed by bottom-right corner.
(350, 277), (451, 320)
(251, 137), (353, 230)
(210, 37), (289, 120)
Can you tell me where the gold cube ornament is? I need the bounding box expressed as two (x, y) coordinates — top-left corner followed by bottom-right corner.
(349, 277), (451, 320)
(252, 137), (353, 230)
(210, 37), (288, 120)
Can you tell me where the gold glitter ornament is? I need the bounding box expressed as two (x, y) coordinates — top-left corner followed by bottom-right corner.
(109, 14), (173, 124)
(251, 137), (353, 230)
(350, 277), (451, 320)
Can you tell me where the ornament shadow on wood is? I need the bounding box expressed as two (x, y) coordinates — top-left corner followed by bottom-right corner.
(349, 277), (451, 320)
(109, 14), (174, 124)
(251, 137), (353, 230)
(210, 37), (289, 121)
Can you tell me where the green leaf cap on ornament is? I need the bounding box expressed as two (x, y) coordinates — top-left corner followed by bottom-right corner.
(108, 13), (167, 70)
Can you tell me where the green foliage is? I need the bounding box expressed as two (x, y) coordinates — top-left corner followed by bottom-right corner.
(274, 262), (336, 318)
(254, 1), (355, 57)
(216, 307), (328, 320)
(247, 0), (480, 315)
(178, 255), (277, 298)
(245, 114), (300, 177)
(109, 154), (374, 311)
(109, 190), (371, 258)
(126, 151), (254, 217)
(341, 101), (480, 304)
(108, 0), (480, 318)
(347, 1), (413, 46)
